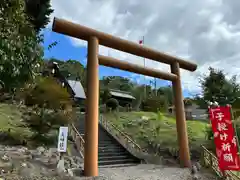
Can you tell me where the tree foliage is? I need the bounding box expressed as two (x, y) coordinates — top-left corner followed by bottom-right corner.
(99, 75), (175, 110)
(25, 0), (54, 32)
(131, 85), (144, 110)
(20, 76), (74, 143)
(101, 89), (111, 104)
(100, 76), (134, 92)
(141, 95), (167, 112)
(47, 41), (58, 51)
(106, 98), (119, 110)
(0, 0), (43, 91)
(200, 67), (240, 107)
(41, 58), (176, 112)
(157, 86), (173, 106)
(46, 58), (86, 87)
(22, 76), (72, 109)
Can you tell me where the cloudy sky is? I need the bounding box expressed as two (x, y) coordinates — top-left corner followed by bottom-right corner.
(44, 0), (240, 96)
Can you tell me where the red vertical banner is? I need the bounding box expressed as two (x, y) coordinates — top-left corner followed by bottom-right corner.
(209, 105), (240, 171)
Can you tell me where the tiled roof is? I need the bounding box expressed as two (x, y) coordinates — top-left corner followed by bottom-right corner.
(109, 90), (135, 100)
(67, 80), (86, 99)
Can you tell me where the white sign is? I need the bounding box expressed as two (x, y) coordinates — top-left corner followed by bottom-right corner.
(57, 126), (68, 152)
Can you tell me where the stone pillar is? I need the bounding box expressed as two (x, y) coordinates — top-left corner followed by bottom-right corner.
(171, 62), (191, 168)
(84, 36), (99, 176)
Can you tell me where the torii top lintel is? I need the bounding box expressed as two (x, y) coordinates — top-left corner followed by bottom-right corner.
(52, 17), (197, 72)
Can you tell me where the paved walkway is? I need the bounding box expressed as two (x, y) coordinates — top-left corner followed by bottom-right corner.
(97, 164), (217, 180)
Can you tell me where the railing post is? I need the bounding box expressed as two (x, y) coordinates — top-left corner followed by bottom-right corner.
(171, 62), (191, 168)
(84, 36), (99, 177)
(200, 147), (204, 167)
(209, 153), (213, 169)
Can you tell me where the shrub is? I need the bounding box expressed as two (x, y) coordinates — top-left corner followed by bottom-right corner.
(19, 76), (75, 145)
(22, 107), (73, 145)
(21, 76), (72, 109)
(204, 125), (215, 151)
(106, 98), (119, 111)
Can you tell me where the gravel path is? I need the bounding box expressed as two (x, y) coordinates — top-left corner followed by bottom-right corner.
(2, 164), (218, 180)
(0, 145), (217, 180)
(96, 164), (217, 180)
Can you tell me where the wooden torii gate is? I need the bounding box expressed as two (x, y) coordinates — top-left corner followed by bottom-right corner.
(52, 17), (197, 177)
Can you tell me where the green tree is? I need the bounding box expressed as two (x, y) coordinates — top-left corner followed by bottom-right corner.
(157, 86), (173, 107)
(141, 95), (167, 112)
(200, 67), (240, 107)
(100, 76), (134, 91)
(0, 0), (43, 92)
(201, 68), (240, 149)
(131, 85), (144, 110)
(25, 0), (54, 32)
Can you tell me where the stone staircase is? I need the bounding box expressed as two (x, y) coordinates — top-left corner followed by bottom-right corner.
(77, 116), (141, 167)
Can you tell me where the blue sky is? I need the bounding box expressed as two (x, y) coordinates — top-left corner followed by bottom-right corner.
(43, 29), (192, 97)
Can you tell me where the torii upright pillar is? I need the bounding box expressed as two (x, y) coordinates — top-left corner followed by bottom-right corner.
(84, 36), (99, 176)
(171, 62), (191, 167)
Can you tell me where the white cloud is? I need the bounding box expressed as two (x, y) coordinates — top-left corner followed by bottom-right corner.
(48, 0), (240, 95)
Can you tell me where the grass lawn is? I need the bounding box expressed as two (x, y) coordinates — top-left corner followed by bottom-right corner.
(0, 103), (70, 147)
(0, 103), (32, 140)
(103, 111), (210, 155)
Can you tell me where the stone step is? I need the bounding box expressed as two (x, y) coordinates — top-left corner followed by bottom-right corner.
(98, 149), (126, 154)
(98, 155), (132, 161)
(76, 119), (141, 167)
(98, 163), (138, 168)
(98, 151), (129, 157)
(98, 158), (139, 166)
(98, 144), (122, 148)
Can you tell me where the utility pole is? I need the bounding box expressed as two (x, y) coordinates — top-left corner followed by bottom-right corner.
(154, 78), (157, 96)
(150, 78), (157, 96)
